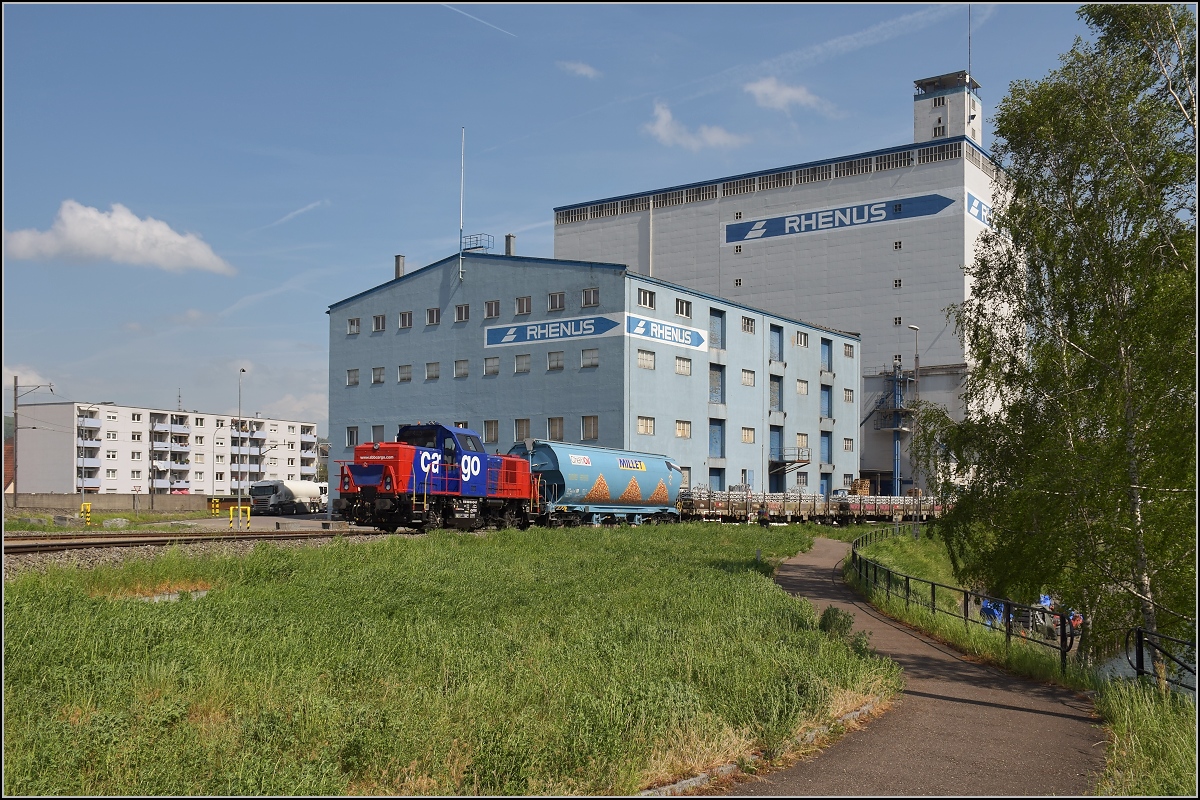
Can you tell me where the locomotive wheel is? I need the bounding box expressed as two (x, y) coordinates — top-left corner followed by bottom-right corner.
(424, 506), (444, 531)
(501, 507), (521, 531)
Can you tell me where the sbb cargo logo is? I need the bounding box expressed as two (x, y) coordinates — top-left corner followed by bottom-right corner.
(484, 314), (622, 348)
(625, 314), (706, 351)
(723, 193), (955, 245)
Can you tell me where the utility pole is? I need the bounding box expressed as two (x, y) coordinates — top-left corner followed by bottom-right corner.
(12, 375), (54, 508)
(237, 368), (246, 530)
(909, 324), (920, 540)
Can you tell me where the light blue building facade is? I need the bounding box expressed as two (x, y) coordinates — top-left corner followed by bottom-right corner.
(328, 252), (860, 496)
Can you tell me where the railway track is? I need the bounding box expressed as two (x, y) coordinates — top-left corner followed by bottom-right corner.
(3, 527), (383, 555)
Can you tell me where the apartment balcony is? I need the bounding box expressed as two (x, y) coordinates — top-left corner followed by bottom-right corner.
(170, 442), (191, 452)
(169, 463), (190, 472)
(77, 458), (101, 469)
(76, 477), (102, 490)
(151, 422), (171, 433)
(151, 479), (172, 490)
(77, 438), (101, 449)
(77, 417), (101, 429)
(249, 429), (267, 440)
(170, 480), (191, 491)
(248, 464), (263, 474)
(300, 465), (317, 475)
(151, 459), (171, 471)
(150, 441), (170, 452)
(170, 424), (191, 435)
(301, 432), (318, 444)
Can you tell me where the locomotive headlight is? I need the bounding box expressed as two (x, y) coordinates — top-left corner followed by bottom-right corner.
(342, 477), (350, 491)
(373, 442), (380, 451)
(384, 475), (393, 491)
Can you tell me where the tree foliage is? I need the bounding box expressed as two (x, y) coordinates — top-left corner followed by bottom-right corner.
(921, 4), (1196, 658)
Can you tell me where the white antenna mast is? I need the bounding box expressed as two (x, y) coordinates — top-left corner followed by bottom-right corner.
(458, 127), (465, 282)
(968, 5), (972, 80)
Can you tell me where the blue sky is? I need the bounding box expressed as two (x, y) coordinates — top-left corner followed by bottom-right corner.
(3, 4), (1092, 434)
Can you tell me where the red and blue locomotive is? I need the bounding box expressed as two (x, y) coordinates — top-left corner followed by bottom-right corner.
(331, 422), (535, 532)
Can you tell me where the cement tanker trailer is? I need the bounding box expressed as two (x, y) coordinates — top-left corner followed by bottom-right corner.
(508, 440), (684, 525)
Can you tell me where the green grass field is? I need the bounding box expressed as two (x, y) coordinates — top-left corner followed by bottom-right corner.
(4, 523), (901, 795)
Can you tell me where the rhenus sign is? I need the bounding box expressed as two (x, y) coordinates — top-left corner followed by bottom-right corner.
(723, 193), (955, 245)
(484, 313), (706, 351)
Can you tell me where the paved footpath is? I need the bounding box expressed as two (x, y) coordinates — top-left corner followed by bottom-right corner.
(722, 537), (1108, 796)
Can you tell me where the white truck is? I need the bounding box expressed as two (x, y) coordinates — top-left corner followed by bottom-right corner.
(247, 479), (325, 515)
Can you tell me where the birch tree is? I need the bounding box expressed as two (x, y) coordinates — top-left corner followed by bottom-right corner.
(927, 4), (1195, 657)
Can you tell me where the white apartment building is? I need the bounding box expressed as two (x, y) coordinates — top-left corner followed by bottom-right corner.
(553, 71), (995, 493)
(14, 401), (319, 496)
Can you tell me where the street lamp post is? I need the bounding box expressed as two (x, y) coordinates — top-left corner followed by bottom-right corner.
(908, 325), (920, 540)
(237, 368), (245, 530)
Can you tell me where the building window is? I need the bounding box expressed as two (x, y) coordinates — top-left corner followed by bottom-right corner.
(795, 331), (809, 347)
(455, 304), (469, 322)
(399, 311), (413, 329)
(741, 316), (755, 333)
(933, 125), (946, 137)
(514, 418), (530, 441)
(547, 292), (565, 312)
(485, 357), (500, 375)
(895, 317), (903, 326)
(216, 419), (225, 428)
(796, 472), (808, 488)
(372, 367), (385, 384)
(844, 474), (855, 488)
(582, 287), (599, 307)
(895, 354), (904, 363)
(582, 415), (599, 441)
(797, 433), (809, 448)
(193, 417), (203, 427)
(844, 438), (855, 452)
(516, 296), (532, 315)
(797, 379), (809, 395)
(894, 279), (902, 289)
(348, 318), (360, 335)
(637, 416), (655, 435)
(106, 430), (118, 440)
(426, 362), (440, 380)
(398, 364), (412, 383)
(675, 356), (692, 376)
(426, 308), (441, 325)
(676, 298), (692, 318)
(288, 457), (297, 466)
(581, 348), (599, 368)
(132, 413), (142, 422)
(547, 351), (564, 371)
(346, 369), (359, 386)
(637, 349), (655, 370)
(372, 425), (385, 443)
(194, 453), (204, 464)
(453, 422), (467, 430)
(547, 417), (564, 441)
(215, 472), (225, 482)
(373, 314), (386, 332)
(844, 388), (855, 403)
(485, 300), (500, 319)
(742, 427), (755, 444)
(894, 241), (902, 250)
(346, 427), (359, 447)
(131, 451), (141, 460)
(454, 360), (469, 378)
(637, 288), (655, 309)
(741, 369), (755, 386)
(515, 354), (530, 374)
(844, 343), (855, 358)
(679, 466), (691, 488)
(131, 470), (142, 480)
(933, 96), (946, 108)
(484, 420), (499, 443)
(216, 454), (225, 464)
(734, 247), (742, 256)
(676, 420), (692, 439)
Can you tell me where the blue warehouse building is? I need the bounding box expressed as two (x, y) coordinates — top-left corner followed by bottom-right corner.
(328, 249), (860, 497)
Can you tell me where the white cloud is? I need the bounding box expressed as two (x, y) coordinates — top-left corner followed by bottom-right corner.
(744, 77), (839, 117)
(557, 60), (601, 79)
(261, 392), (328, 430)
(643, 102), (749, 152)
(3, 200), (235, 275)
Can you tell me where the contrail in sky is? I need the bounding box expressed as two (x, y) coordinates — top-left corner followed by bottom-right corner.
(443, 5), (517, 37)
